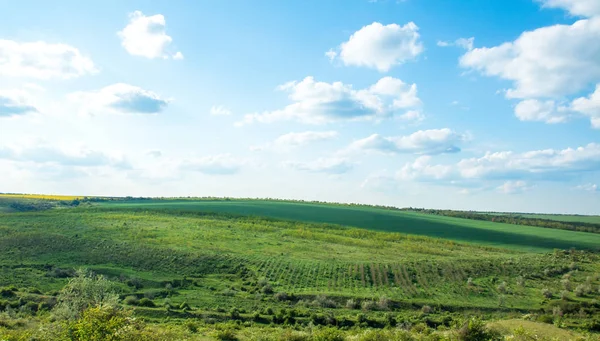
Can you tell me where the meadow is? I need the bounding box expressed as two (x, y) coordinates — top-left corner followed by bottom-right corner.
(0, 197), (599, 340)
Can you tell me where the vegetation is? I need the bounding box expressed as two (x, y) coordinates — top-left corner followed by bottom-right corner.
(403, 208), (600, 234)
(0, 197), (599, 340)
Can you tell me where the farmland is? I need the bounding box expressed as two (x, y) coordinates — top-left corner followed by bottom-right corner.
(1, 197), (600, 340)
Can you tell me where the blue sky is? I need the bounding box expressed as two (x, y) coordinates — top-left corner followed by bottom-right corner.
(1, 0), (600, 214)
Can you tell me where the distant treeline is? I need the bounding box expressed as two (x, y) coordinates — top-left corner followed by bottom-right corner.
(403, 208), (600, 234)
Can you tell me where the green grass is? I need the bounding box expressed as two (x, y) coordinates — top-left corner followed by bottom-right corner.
(1, 198), (600, 339)
(98, 199), (600, 252)
(518, 213), (600, 224)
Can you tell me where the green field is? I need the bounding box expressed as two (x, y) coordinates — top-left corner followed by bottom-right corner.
(98, 199), (600, 252)
(1, 198), (600, 340)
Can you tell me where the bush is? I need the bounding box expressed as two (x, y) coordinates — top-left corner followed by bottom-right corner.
(53, 269), (120, 321)
(541, 288), (553, 299)
(456, 318), (501, 341)
(361, 300), (376, 311)
(213, 328), (239, 341)
(421, 305), (432, 314)
(345, 299), (359, 309)
(312, 327), (345, 341)
(376, 296), (390, 310)
(261, 284), (274, 295)
(496, 281), (507, 294)
(274, 292), (288, 301)
(138, 298), (155, 307)
(123, 295), (139, 306)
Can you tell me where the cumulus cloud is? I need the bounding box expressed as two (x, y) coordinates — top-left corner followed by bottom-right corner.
(497, 180), (533, 194)
(0, 143), (129, 168)
(437, 37), (474, 50)
(328, 22), (423, 72)
(118, 11), (182, 59)
(285, 158), (353, 174)
(571, 84), (600, 128)
(274, 131), (338, 147)
(146, 150), (162, 158)
(537, 0), (600, 17)
(179, 154), (243, 175)
(397, 156), (454, 181)
(346, 129), (465, 155)
(237, 76), (421, 125)
(460, 17), (600, 99)
(0, 39), (97, 79)
(391, 143), (600, 192)
(0, 90), (38, 117)
(210, 105), (232, 116)
(514, 99), (570, 123)
(68, 83), (169, 115)
(574, 183), (598, 192)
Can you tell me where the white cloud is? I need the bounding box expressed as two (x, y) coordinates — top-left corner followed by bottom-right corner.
(497, 180), (532, 194)
(460, 17), (600, 99)
(237, 76), (421, 125)
(571, 84), (600, 128)
(118, 11), (182, 59)
(285, 157), (353, 174)
(392, 143), (600, 191)
(146, 150), (162, 158)
(398, 110), (424, 122)
(179, 154), (244, 175)
(537, 0), (600, 17)
(210, 105), (232, 116)
(575, 183), (598, 192)
(0, 90), (38, 117)
(329, 22), (423, 72)
(68, 83), (169, 115)
(437, 37), (474, 50)
(397, 156), (454, 181)
(274, 131), (338, 147)
(0, 143), (129, 168)
(0, 39), (97, 79)
(346, 129), (465, 155)
(457, 143), (600, 180)
(514, 99), (569, 123)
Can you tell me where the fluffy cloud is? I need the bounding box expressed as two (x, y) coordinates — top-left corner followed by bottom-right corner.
(0, 143), (129, 168)
(0, 40), (96, 79)
(437, 37), (474, 50)
(575, 183), (598, 192)
(210, 105), (232, 116)
(392, 143), (600, 192)
(237, 76), (421, 125)
(118, 11), (182, 59)
(460, 17), (600, 99)
(179, 154), (243, 175)
(537, 0), (600, 17)
(571, 84), (600, 128)
(328, 22), (423, 72)
(397, 156), (454, 181)
(68, 83), (169, 115)
(274, 131), (338, 147)
(0, 90), (38, 117)
(497, 180), (533, 194)
(285, 158), (353, 174)
(346, 129), (465, 155)
(514, 99), (569, 123)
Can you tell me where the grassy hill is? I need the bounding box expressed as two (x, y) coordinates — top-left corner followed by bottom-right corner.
(1, 197), (599, 339)
(98, 199), (600, 252)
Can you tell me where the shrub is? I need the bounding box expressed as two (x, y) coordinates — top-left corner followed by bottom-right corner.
(496, 281), (507, 294)
(53, 269), (120, 321)
(345, 299), (359, 309)
(516, 276), (525, 287)
(274, 292), (288, 301)
(213, 328), (239, 341)
(541, 288), (553, 299)
(376, 296), (390, 310)
(560, 290), (569, 300)
(138, 298), (155, 307)
(312, 327), (345, 341)
(575, 284), (591, 297)
(561, 278), (572, 291)
(421, 305), (432, 314)
(361, 300), (376, 311)
(123, 295), (139, 306)
(456, 318), (501, 341)
(312, 295), (336, 308)
(261, 284), (274, 295)
(70, 305), (132, 341)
